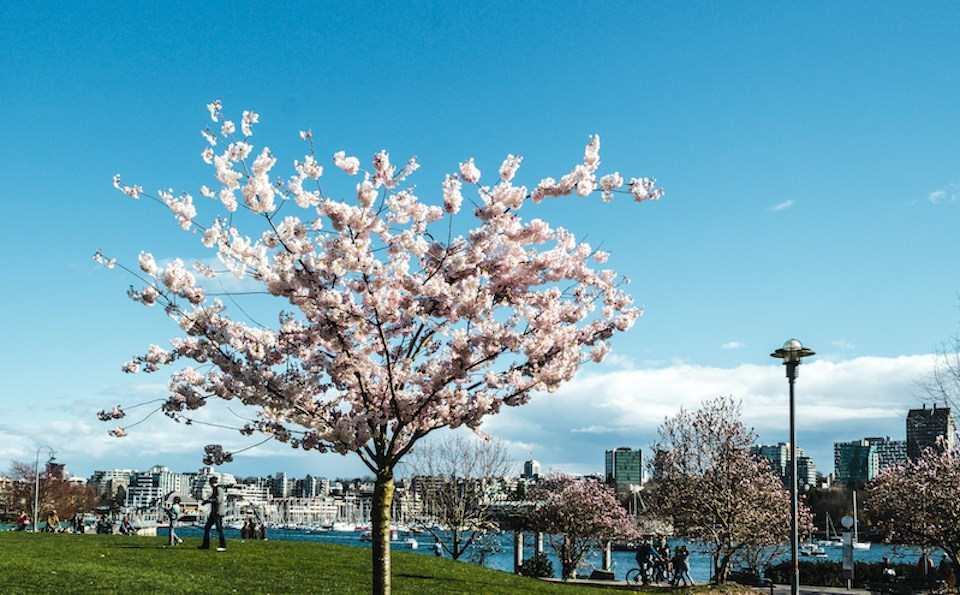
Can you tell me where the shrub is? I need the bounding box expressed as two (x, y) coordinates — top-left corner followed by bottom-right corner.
(518, 553), (555, 579)
(764, 560), (915, 587)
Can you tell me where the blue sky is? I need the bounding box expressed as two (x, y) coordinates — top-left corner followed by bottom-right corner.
(2, 2), (958, 481)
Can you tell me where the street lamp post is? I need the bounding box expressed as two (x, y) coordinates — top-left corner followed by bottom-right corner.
(33, 446), (56, 533)
(771, 339), (815, 595)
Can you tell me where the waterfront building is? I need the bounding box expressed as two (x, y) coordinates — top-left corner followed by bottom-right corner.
(271, 471), (294, 498)
(906, 405), (955, 461)
(87, 469), (132, 499)
(834, 439), (879, 485)
(605, 447), (642, 494)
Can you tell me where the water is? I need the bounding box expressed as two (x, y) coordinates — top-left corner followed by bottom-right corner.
(170, 525), (933, 581)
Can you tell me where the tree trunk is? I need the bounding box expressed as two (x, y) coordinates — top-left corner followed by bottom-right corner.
(372, 468), (395, 595)
(716, 550), (734, 584)
(561, 536), (577, 580)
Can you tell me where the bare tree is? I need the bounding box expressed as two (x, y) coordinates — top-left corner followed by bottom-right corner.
(3, 461), (96, 523)
(919, 333), (960, 410)
(404, 434), (514, 561)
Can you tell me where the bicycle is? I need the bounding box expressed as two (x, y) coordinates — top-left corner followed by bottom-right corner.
(625, 562), (655, 586)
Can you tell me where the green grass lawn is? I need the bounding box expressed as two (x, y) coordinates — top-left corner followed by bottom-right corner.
(0, 532), (713, 594)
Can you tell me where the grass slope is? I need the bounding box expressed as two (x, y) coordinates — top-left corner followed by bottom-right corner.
(0, 532), (628, 594)
(0, 533), (758, 594)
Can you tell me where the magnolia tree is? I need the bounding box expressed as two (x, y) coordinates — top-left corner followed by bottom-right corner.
(527, 473), (640, 580)
(868, 439), (960, 570)
(649, 396), (809, 583)
(96, 101), (660, 594)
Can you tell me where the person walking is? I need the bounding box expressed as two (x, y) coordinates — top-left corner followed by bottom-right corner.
(672, 545), (692, 587)
(199, 476), (227, 552)
(165, 496), (183, 546)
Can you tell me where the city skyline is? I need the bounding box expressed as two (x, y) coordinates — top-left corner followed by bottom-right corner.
(39, 401), (955, 488)
(2, 3), (959, 481)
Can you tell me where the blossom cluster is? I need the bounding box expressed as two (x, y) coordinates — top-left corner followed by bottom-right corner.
(101, 101), (660, 475)
(203, 444), (234, 465)
(868, 437), (960, 564)
(528, 473), (639, 578)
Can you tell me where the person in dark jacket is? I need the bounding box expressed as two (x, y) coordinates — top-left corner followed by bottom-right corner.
(199, 476), (227, 551)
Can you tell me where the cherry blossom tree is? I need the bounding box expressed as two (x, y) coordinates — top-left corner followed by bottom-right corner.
(868, 439), (960, 570)
(96, 101), (660, 594)
(527, 473), (640, 580)
(649, 396), (808, 583)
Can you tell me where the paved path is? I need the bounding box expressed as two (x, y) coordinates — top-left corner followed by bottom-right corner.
(541, 578), (874, 594)
(754, 584), (871, 595)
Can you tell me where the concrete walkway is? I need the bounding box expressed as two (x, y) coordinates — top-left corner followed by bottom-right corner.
(540, 578), (874, 593)
(754, 584), (871, 595)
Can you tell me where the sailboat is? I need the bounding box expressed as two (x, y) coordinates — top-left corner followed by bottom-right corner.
(818, 513), (843, 548)
(852, 490), (871, 550)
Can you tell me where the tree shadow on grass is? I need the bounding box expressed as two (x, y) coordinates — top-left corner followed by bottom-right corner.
(107, 542), (172, 549)
(394, 573), (461, 584)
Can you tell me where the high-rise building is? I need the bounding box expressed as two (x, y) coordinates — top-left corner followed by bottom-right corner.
(834, 440), (879, 485)
(795, 455), (817, 489)
(751, 443), (816, 489)
(862, 436), (907, 470)
(906, 405), (955, 461)
(604, 447), (642, 489)
(521, 460), (540, 480)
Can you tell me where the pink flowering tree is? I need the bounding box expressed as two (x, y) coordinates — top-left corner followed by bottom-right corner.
(96, 101), (660, 594)
(527, 473), (640, 580)
(868, 439), (960, 570)
(649, 396), (809, 583)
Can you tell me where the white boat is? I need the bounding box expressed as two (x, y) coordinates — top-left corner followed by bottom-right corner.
(799, 543), (827, 557)
(405, 538), (419, 549)
(359, 530), (372, 542)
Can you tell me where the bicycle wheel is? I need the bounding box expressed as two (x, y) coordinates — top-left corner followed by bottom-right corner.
(625, 568), (642, 584)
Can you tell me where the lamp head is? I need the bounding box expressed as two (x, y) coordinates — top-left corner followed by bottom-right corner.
(770, 339), (815, 363)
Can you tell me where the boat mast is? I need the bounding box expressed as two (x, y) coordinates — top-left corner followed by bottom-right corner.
(852, 490), (859, 543)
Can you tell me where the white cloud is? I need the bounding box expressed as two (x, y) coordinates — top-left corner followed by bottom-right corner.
(721, 341), (745, 350)
(769, 199), (795, 211)
(831, 339), (856, 351)
(8, 354), (939, 481)
(929, 184), (960, 204)
(482, 354), (938, 476)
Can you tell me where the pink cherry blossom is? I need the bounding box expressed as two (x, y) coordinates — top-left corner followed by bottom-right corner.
(499, 154), (523, 182)
(528, 473), (639, 579)
(650, 396), (809, 583)
(459, 158), (481, 183)
(241, 110), (259, 136)
(869, 437), (960, 569)
(333, 150), (360, 175)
